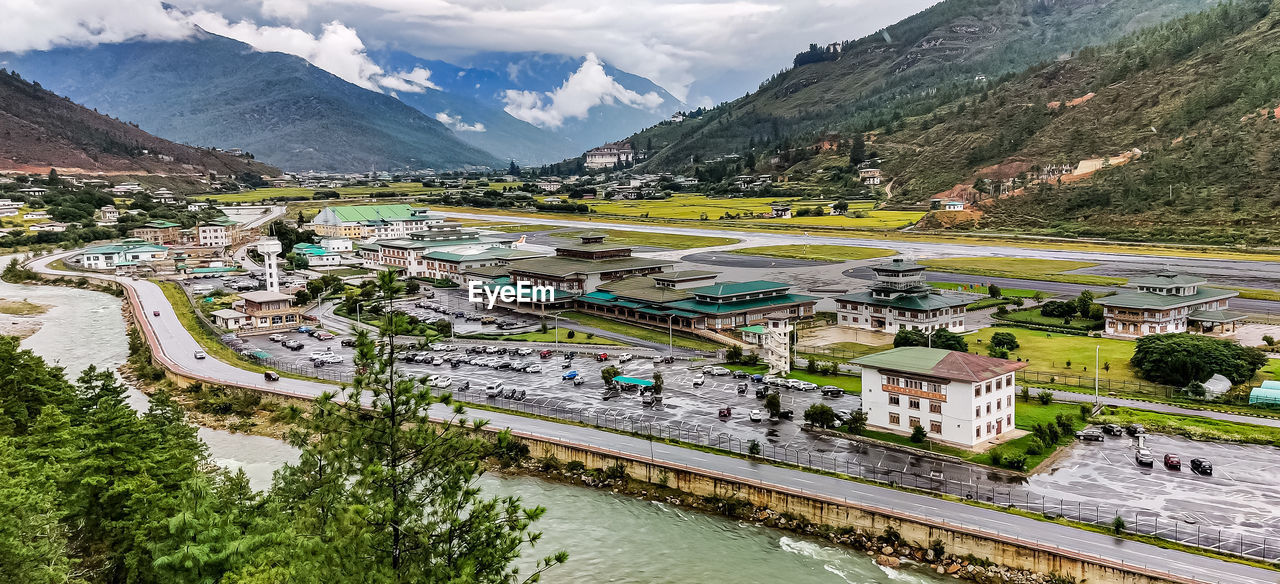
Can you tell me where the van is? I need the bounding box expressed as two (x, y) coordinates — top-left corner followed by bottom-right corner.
(485, 382), (504, 397)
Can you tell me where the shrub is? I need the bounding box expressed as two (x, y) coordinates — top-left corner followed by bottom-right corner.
(910, 424), (927, 443)
(1112, 516), (1126, 534)
(1264, 335), (1276, 346)
(566, 460), (586, 473)
(748, 439), (761, 456)
(989, 449), (1005, 466)
(1024, 437), (1045, 456)
(1079, 403), (1092, 420)
(1002, 454), (1028, 471)
(990, 331), (1020, 350)
(1037, 390), (1054, 405)
(987, 345), (1010, 359)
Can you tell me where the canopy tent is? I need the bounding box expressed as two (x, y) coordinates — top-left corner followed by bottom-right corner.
(612, 376), (654, 388)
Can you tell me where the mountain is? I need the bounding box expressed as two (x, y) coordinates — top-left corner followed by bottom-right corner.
(0, 69), (276, 176)
(629, 0), (1220, 169)
(371, 51), (582, 165)
(0, 31), (500, 173)
(377, 51), (684, 152)
(877, 0), (1280, 245)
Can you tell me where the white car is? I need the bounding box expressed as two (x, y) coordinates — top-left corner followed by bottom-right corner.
(432, 376), (453, 388)
(485, 382), (504, 397)
(309, 350), (334, 360)
(429, 343), (445, 351)
(749, 409), (764, 422)
(320, 354), (342, 364)
(268, 334), (285, 342)
(525, 364), (542, 373)
(426, 374), (441, 384)
(431, 357), (445, 366)
(193, 350), (207, 360)
(618, 353), (633, 362)
(517, 347), (534, 356)
(692, 374), (705, 387)
(702, 365), (714, 374)
(795, 381), (818, 392)
(710, 366), (730, 376)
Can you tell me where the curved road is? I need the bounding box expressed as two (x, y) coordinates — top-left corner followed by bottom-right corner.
(26, 251), (1279, 584)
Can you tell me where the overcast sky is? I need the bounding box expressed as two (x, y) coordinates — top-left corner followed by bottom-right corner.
(2, 0), (940, 106)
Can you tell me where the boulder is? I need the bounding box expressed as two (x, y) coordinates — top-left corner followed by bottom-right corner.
(876, 554), (901, 568)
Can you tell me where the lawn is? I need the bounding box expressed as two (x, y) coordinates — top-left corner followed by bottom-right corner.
(727, 244), (895, 262)
(549, 229), (738, 250)
(0, 298), (48, 316)
(969, 327), (1140, 383)
(996, 308), (1104, 331)
(579, 193), (923, 229)
(1093, 406), (1280, 446)
(559, 311), (724, 352)
(918, 257), (1126, 286)
(486, 224), (556, 233)
(929, 282), (1041, 297)
(966, 298), (1014, 311)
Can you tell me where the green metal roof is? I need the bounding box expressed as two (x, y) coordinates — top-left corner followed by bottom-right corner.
(613, 376), (653, 387)
(653, 270), (718, 281)
(662, 293), (817, 315)
(1131, 271), (1207, 287)
(691, 280), (790, 297)
(1096, 287), (1236, 309)
(506, 256), (674, 278)
(1187, 309), (1247, 323)
(738, 325), (765, 334)
(191, 267), (240, 273)
(871, 258), (924, 273)
(852, 347), (1026, 382)
(834, 290), (970, 311)
(328, 204), (424, 223)
(143, 220), (180, 228)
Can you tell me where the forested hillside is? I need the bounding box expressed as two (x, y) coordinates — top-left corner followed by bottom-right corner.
(881, 0), (1280, 244)
(629, 0), (1217, 170)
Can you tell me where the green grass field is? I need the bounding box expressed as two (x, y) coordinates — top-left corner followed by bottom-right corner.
(576, 193), (924, 229)
(485, 224), (556, 233)
(997, 308), (1104, 331)
(559, 311), (724, 351)
(969, 327), (1140, 383)
(1093, 406), (1280, 445)
(204, 182), (450, 203)
(727, 244), (895, 262)
(549, 229), (738, 250)
(918, 257), (1126, 286)
(929, 282), (1041, 297)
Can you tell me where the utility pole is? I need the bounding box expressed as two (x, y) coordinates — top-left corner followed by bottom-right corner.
(1094, 344), (1100, 406)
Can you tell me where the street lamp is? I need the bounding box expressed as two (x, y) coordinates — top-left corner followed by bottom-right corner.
(665, 313), (674, 356)
(1094, 344), (1100, 406)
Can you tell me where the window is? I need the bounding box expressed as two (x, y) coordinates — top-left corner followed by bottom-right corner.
(974, 384), (982, 397)
(975, 426), (982, 438)
(974, 406), (981, 418)
(908, 398), (920, 410)
(1006, 396), (1012, 407)
(909, 416), (920, 429)
(986, 422), (993, 434)
(1006, 414), (1012, 426)
(985, 382), (993, 394)
(1006, 374), (1014, 386)
(888, 394), (900, 406)
(995, 378), (1003, 390)
(929, 402), (942, 414)
(888, 413), (900, 425)
(995, 400), (1001, 411)
(986, 403), (991, 415)
(930, 421), (942, 434)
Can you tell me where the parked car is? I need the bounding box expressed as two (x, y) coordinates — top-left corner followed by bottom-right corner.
(1075, 430), (1104, 442)
(692, 374), (705, 387)
(264, 371), (280, 382)
(540, 349), (554, 359)
(652, 355), (664, 364)
(504, 388), (527, 400)
(617, 353), (633, 362)
(1135, 448), (1154, 466)
(777, 409), (794, 420)
(268, 334), (285, 342)
(284, 340), (304, 350)
(709, 366), (730, 376)
(702, 365), (714, 374)
(820, 386), (843, 397)
(152, 310), (160, 317)
(562, 370), (579, 380)
(749, 410), (764, 422)
(1190, 457), (1213, 475)
(792, 381), (818, 392)
(296, 326), (313, 333)
(732, 370), (747, 379)
(319, 354), (342, 364)
(595, 352), (609, 361)
(573, 376), (586, 386)
(314, 332), (335, 341)
(193, 350), (206, 360)
(750, 374), (764, 383)
(431, 357), (445, 366)
(517, 347), (534, 356)
(1126, 424), (1147, 436)
(1164, 454), (1182, 470)
(432, 376), (453, 389)
(1101, 423), (1124, 436)
(340, 338), (356, 347)
(737, 382), (748, 395)
(485, 382), (504, 397)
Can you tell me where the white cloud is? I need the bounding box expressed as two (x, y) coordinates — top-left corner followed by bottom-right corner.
(259, 0), (310, 22)
(502, 53), (663, 128)
(435, 112), (486, 132)
(0, 0), (191, 52)
(378, 66), (440, 93)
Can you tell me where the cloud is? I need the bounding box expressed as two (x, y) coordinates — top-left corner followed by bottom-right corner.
(502, 53), (664, 128)
(378, 66), (440, 93)
(435, 112), (485, 132)
(0, 0), (191, 52)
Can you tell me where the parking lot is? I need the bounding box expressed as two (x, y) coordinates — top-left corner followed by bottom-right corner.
(229, 325), (1280, 543)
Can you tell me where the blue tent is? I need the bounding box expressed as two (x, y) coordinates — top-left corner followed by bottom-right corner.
(613, 376), (654, 388)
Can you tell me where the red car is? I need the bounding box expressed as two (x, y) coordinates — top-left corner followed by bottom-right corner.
(152, 310), (160, 317)
(539, 349), (553, 359)
(595, 352), (608, 362)
(1164, 454), (1182, 470)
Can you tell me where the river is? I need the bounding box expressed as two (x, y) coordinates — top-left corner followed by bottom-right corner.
(4, 272), (946, 584)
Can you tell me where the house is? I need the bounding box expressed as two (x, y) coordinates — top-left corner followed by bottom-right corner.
(291, 243), (343, 267)
(17, 187), (48, 196)
(770, 205), (792, 219)
(357, 223), (542, 282)
(29, 222), (69, 232)
(859, 168), (883, 185)
(187, 202), (211, 212)
(131, 220), (183, 246)
(75, 238), (170, 270)
(98, 205), (120, 224)
(1095, 271), (1242, 338)
(854, 347), (1026, 448)
(152, 189), (177, 204)
(235, 290), (302, 332)
(943, 200), (965, 211)
(211, 308), (252, 330)
(111, 182), (144, 195)
(835, 258), (968, 333)
(23, 211), (49, 220)
(319, 237), (353, 253)
(584, 142), (635, 170)
(739, 324), (766, 346)
(0, 209), (18, 218)
(307, 204), (442, 240)
(197, 217), (249, 248)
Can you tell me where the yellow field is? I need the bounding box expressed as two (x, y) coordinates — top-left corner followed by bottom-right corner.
(572, 194), (921, 229)
(206, 183), (451, 203)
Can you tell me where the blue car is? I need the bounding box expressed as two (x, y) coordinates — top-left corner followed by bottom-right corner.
(562, 370), (579, 380)
(750, 374), (764, 383)
(297, 326), (314, 333)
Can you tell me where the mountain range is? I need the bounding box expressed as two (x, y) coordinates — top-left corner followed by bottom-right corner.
(629, 0), (1220, 169)
(0, 32), (683, 172)
(0, 69), (276, 177)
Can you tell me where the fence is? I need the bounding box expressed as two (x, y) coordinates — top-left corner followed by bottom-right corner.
(438, 386), (1279, 563)
(1018, 370), (1174, 398)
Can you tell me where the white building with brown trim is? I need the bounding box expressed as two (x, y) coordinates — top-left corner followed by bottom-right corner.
(1095, 271), (1242, 338)
(584, 142), (635, 169)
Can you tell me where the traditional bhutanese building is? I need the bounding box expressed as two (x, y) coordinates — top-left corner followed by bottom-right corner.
(835, 258), (968, 333)
(501, 233), (675, 294)
(1095, 271), (1242, 338)
(358, 223), (543, 282)
(584, 142), (635, 169)
(307, 204), (443, 240)
(576, 275), (817, 332)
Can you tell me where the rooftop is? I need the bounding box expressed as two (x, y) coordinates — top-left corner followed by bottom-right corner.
(853, 347), (1026, 382)
(872, 258), (925, 273)
(692, 280), (790, 297)
(324, 204), (427, 223)
(239, 290), (294, 303)
(507, 256), (674, 278)
(210, 308), (249, 319)
(1131, 271), (1207, 287)
(835, 290), (970, 311)
(653, 270), (718, 282)
(1096, 287), (1236, 309)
